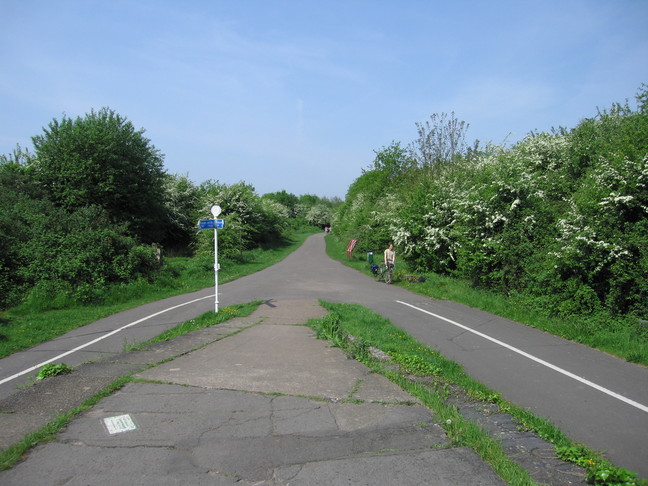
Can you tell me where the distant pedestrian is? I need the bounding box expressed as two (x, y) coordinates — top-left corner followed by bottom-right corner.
(383, 243), (395, 284)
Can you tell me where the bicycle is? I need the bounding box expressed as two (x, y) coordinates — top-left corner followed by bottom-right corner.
(373, 263), (394, 284)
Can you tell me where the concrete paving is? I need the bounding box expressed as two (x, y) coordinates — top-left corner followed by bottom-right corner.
(0, 299), (506, 485)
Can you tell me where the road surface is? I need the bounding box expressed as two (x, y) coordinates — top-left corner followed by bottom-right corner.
(1, 233), (646, 477)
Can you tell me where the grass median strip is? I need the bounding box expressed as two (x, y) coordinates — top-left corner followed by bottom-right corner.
(126, 300), (261, 351)
(308, 301), (646, 486)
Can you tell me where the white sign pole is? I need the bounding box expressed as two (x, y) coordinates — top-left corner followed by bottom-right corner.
(210, 205), (222, 313)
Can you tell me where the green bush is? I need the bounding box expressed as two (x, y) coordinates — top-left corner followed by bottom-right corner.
(0, 110), (171, 309)
(334, 86), (648, 323)
(332, 143), (413, 253)
(193, 181), (290, 258)
(13, 205), (160, 310)
(30, 108), (168, 243)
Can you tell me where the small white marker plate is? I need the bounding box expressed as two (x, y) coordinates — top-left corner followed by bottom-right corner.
(103, 414), (137, 435)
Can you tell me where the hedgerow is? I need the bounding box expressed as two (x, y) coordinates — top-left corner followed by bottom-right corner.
(334, 86), (648, 322)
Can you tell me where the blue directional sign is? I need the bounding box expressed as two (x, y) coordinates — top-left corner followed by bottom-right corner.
(198, 219), (225, 230)
(199, 219), (215, 229)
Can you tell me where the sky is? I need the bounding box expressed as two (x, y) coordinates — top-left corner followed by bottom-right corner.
(1, 1), (647, 199)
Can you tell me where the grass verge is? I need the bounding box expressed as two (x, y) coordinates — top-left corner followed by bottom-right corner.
(0, 227), (319, 360)
(308, 301), (646, 486)
(325, 235), (648, 366)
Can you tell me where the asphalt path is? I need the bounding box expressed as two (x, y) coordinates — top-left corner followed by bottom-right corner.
(1, 232), (646, 477)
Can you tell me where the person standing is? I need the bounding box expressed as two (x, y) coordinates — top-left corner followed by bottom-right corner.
(383, 243), (396, 284)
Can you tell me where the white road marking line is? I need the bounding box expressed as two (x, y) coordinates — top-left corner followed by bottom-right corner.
(0, 294), (214, 387)
(397, 300), (648, 414)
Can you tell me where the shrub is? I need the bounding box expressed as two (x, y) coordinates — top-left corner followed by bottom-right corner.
(16, 205), (160, 309)
(335, 88), (648, 322)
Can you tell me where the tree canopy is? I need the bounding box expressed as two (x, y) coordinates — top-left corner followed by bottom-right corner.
(0, 108), (331, 310)
(31, 108), (168, 243)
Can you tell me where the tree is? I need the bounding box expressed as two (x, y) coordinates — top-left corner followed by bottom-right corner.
(162, 173), (200, 255)
(306, 204), (332, 228)
(195, 180), (287, 257)
(263, 190), (299, 216)
(368, 141), (415, 178)
(409, 112), (475, 167)
(299, 194), (320, 207)
(0, 156), (160, 309)
(31, 108), (168, 243)
(636, 83), (648, 113)
(0, 158), (40, 307)
(332, 143), (412, 251)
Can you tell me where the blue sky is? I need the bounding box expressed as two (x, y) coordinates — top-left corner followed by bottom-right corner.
(1, 1), (647, 199)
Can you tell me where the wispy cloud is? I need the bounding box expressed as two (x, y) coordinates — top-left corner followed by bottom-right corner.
(1, 0), (646, 197)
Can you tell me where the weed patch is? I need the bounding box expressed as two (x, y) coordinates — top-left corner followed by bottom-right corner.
(36, 363), (73, 380)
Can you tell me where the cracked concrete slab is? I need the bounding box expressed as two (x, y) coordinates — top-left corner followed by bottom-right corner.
(136, 317), (415, 404)
(271, 448), (502, 485)
(0, 299), (506, 485)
